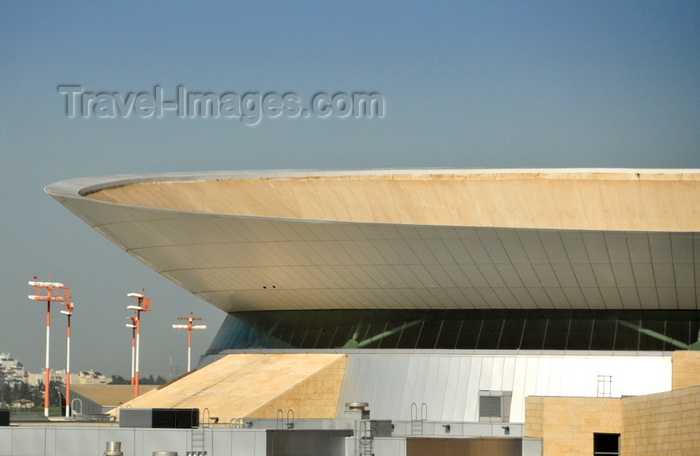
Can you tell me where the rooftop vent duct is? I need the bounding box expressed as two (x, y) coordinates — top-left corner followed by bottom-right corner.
(103, 441), (123, 456)
(344, 402), (370, 420)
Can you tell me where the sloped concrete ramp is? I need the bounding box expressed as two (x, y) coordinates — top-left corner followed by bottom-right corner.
(113, 353), (347, 423)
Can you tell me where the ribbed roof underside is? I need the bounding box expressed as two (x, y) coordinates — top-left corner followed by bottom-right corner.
(47, 170), (700, 313)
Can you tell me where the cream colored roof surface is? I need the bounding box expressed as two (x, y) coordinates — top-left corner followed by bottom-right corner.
(71, 384), (158, 407)
(82, 169), (700, 231)
(47, 170), (700, 312)
(113, 353), (346, 422)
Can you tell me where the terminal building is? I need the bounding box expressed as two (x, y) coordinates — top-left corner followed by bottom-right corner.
(27, 169), (700, 456)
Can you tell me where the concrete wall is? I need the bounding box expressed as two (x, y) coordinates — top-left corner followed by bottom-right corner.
(0, 427), (354, 456)
(0, 427), (222, 456)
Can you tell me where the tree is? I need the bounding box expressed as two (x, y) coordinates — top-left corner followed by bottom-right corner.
(109, 374), (168, 385)
(35, 380), (63, 407)
(0, 383), (11, 407)
(111, 375), (130, 385)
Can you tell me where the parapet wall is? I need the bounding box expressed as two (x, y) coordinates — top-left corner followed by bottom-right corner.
(671, 351), (700, 390)
(526, 351), (700, 456)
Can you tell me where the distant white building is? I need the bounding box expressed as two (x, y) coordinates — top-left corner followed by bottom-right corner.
(0, 353), (27, 385)
(10, 398), (34, 409)
(26, 369), (66, 386)
(73, 370), (112, 385)
(26, 369), (112, 386)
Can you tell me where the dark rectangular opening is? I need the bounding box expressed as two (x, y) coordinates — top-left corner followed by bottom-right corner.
(594, 433), (619, 456)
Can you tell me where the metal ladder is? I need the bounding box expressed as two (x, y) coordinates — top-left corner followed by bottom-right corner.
(410, 402), (427, 435)
(190, 408), (207, 456)
(356, 420), (373, 456)
(190, 427), (205, 455)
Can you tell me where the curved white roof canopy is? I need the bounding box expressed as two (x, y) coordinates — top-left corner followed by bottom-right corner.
(47, 169), (700, 313)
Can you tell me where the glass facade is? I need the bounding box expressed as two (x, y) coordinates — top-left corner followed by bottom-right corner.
(206, 309), (700, 354)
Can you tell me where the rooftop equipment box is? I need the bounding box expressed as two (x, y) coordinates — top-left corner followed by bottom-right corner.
(120, 408), (199, 428)
(0, 410), (9, 426)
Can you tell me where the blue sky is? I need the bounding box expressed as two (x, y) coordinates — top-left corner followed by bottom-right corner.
(1, 1), (699, 378)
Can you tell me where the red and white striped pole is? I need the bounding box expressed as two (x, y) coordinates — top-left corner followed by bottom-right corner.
(29, 278), (71, 418)
(60, 302), (73, 417)
(127, 292), (151, 398)
(44, 298), (51, 416)
(135, 312), (141, 396)
(126, 316), (137, 385)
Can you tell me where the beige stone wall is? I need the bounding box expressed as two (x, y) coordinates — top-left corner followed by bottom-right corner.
(247, 355), (347, 419)
(672, 351), (700, 390)
(622, 386), (700, 456)
(525, 396), (622, 456)
(526, 371), (700, 456)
